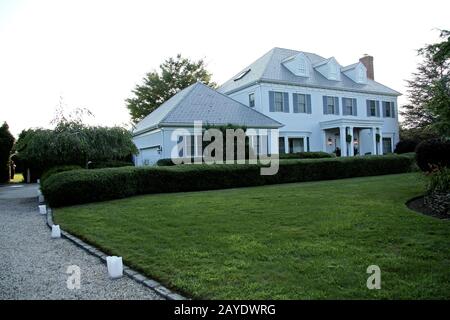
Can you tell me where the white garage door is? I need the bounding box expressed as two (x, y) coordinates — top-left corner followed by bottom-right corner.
(140, 147), (161, 166)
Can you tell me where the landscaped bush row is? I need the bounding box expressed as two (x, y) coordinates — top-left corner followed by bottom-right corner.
(278, 152), (335, 160)
(40, 165), (83, 187)
(156, 152), (334, 166)
(42, 155), (414, 208)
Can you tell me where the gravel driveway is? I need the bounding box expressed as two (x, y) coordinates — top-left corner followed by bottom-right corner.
(0, 183), (162, 300)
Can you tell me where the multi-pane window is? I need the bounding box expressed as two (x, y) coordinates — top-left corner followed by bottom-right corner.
(384, 102), (391, 117)
(344, 98), (353, 115)
(297, 94), (306, 113)
(368, 100), (377, 116)
(274, 92), (284, 112)
(383, 101), (395, 118)
(249, 93), (255, 108)
(298, 59), (307, 75)
(327, 96), (335, 114)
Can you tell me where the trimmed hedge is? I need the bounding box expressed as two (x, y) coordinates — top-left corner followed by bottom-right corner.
(89, 160), (133, 169)
(157, 152), (334, 165)
(40, 165), (82, 187)
(279, 152), (334, 160)
(42, 155), (414, 207)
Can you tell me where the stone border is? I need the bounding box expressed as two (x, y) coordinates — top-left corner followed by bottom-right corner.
(42, 199), (186, 300)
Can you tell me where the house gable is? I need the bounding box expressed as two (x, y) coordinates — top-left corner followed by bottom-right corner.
(282, 52), (310, 77)
(313, 57), (341, 81)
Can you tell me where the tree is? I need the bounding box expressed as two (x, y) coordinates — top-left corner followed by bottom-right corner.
(126, 54), (216, 123)
(401, 30), (450, 138)
(0, 122), (15, 183)
(15, 122), (137, 182)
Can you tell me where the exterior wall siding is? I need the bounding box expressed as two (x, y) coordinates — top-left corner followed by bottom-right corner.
(227, 82), (399, 154)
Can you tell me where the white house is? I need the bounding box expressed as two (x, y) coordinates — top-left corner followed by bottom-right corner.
(133, 47), (401, 165)
(132, 82), (282, 165)
(218, 47), (401, 156)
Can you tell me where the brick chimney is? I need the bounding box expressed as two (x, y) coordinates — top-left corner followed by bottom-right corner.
(359, 54), (374, 80)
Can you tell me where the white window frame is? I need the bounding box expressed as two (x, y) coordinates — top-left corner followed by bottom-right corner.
(297, 93), (306, 113)
(327, 96), (335, 114)
(369, 100), (377, 117)
(274, 92), (284, 112)
(344, 98), (353, 115)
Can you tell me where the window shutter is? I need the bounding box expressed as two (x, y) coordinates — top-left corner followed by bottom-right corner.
(352, 98), (357, 116)
(391, 102), (395, 118)
(323, 96), (328, 114)
(342, 98), (348, 115)
(375, 101), (380, 117)
(283, 92), (289, 113)
(334, 97), (339, 115)
(293, 94), (299, 113)
(382, 102), (387, 117)
(306, 94), (312, 114)
(269, 91), (274, 112)
(366, 100), (370, 116)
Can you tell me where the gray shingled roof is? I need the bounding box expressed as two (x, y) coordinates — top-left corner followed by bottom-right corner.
(133, 82), (283, 135)
(218, 47), (401, 96)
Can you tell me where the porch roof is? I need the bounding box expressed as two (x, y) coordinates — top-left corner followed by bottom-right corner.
(319, 118), (384, 130)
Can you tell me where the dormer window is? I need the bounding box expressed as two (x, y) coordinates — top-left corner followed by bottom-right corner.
(298, 59), (307, 75)
(314, 57), (341, 81)
(329, 64), (339, 80)
(357, 67), (365, 83)
(282, 53), (309, 77)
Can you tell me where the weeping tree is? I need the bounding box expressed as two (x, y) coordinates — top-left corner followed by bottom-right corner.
(15, 123), (137, 182)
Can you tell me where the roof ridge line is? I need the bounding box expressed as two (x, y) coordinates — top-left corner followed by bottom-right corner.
(159, 82), (200, 124)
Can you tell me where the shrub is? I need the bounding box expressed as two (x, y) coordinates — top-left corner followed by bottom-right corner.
(42, 155), (414, 207)
(156, 158), (175, 166)
(89, 160), (133, 169)
(41, 165), (83, 187)
(427, 168), (450, 194)
(0, 122), (15, 183)
(279, 152), (334, 160)
(415, 138), (450, 172)
(394, 139), (418, 154)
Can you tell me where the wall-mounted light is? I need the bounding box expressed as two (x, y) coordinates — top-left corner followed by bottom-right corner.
(354, 139), (359, 145)
(157, 146), (162, 154)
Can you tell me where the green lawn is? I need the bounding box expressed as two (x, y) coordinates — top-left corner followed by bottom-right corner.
(54, 173), (450, 299)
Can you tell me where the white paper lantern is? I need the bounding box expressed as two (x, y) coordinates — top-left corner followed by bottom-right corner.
(51, 225), (61, 238)
(37, 179), (40, 184)
(38, 205), (47, 215)
(106, 256), (123, 279)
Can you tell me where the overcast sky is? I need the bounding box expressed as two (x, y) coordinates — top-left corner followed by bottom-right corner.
(0, 0), (448, 136)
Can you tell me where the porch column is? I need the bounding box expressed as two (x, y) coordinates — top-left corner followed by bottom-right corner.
(321, 130), (327, 152)
(348, 126), (354, 156)
(372, 127), (377, 155)
(303, 136), (307, 152)
(339, 126), (347, 157)
(284, 136), (289, 153)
